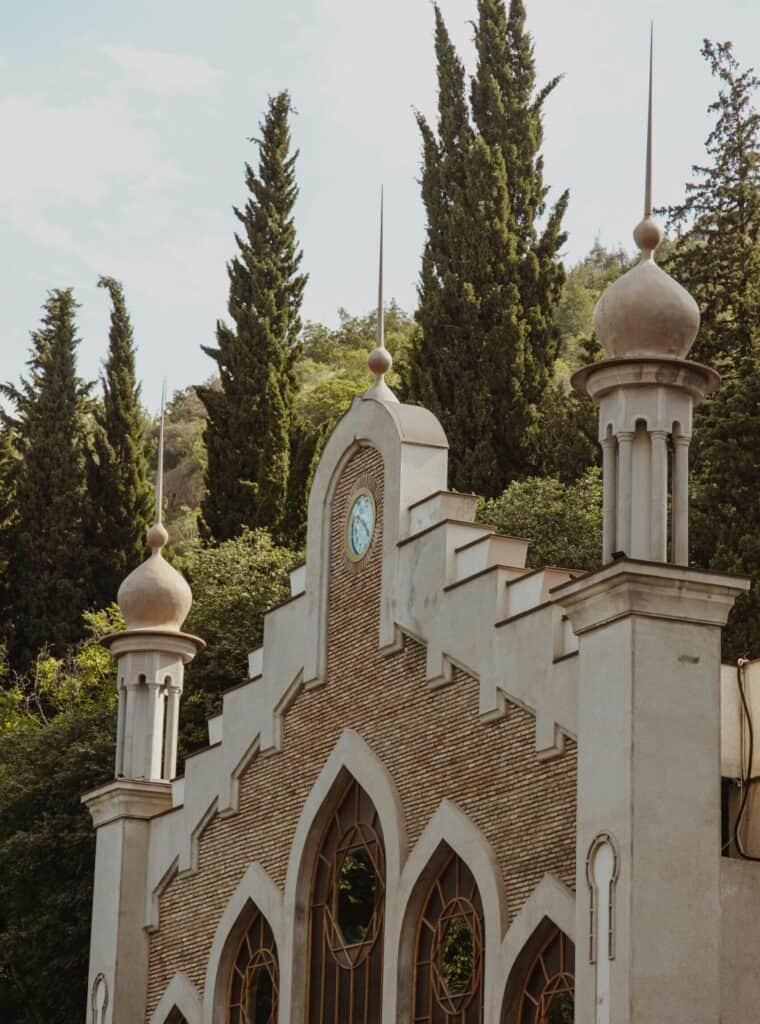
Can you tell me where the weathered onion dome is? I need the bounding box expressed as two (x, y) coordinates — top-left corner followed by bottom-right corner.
(593, 214), (700, 360)
(117, 521), (192, 631)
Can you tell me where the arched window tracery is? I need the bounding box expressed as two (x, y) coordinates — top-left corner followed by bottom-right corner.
(307, 776), (386, 1023)
(516, 927), (574, 1024)
(227, 907), (279, 1024)
(412, 850), (485, 1024)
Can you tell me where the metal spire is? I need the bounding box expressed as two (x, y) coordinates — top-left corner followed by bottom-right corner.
(365, 186), (398, 402)
(147, 381), (170, 552)
(633, 23), (663, 261)
(155, 380), (167, 526)
(644, 21), (654, 218)
(377, 185), (384, 350)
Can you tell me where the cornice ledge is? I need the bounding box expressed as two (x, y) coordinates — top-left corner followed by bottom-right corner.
(552, 558), (749, 635)
(82, 778), (173, 827)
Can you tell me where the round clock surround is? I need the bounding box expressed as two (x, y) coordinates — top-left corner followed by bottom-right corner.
(345, 487), (377, 563)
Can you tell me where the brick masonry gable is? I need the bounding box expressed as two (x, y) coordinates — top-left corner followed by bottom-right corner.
(146, 445), (577, 1019)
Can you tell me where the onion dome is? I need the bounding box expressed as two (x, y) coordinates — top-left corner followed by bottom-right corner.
(593, 214), (700, 360)
(117, 522), (192, 631)
(593, 25), (700, 361)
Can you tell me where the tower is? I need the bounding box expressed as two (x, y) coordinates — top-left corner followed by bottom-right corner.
(555, 33), (749, 1024)
(572, 33), (717, 566)
(83, 396), (204, 1023)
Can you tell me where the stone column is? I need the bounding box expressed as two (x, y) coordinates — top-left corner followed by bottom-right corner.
(557, 561), (748, 1024)
(601, 435), (617, 564)
(649, 430), (669, 562)
(616, 432), (634, 557)
(162, 682), (182, 780)
(673, 433), (690, 566)
(114, 681), (126, 778)
(144, 675), (166, 781)
(121, 675), (140, 779)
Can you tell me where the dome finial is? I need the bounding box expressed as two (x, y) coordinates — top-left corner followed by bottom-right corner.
(147, 380), (169, 552)
(633, 23), (664, 260)
(365, 186), (398, 403)
(591, 26), (700, 361)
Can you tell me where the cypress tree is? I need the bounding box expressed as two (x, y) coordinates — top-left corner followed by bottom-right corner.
(0, 290), (91, 667)
(663, 41), (760, 370)
(406, 0), (567, 494)
(663, 42), (760, 659)
(198, 91), (307, 542)
(86, 277), (152, 609)
(471, 0), (568, 408)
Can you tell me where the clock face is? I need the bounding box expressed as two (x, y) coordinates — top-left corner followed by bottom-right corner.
(347, 491), (376, 560)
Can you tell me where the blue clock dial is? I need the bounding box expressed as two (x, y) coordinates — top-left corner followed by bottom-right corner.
(347, 492), (375, 559)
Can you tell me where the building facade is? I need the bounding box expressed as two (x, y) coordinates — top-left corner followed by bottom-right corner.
(84, 182), (760, 1024)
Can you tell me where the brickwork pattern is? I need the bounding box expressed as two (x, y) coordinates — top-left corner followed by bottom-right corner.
(146, 446), (577, 1018)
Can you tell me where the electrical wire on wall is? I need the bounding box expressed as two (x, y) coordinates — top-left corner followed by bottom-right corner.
(733, 658), (760, 861)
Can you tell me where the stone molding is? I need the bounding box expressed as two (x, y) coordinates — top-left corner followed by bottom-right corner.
(83, 779), (173, 828)
(102, 628), (204, 661)
(149, 971), (202, 1024)
(572, 356), (719, 404)
(554, 559), (749, 635)
(202, 863), (283, 1024)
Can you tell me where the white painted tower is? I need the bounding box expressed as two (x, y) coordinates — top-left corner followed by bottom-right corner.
(82, 400), (204, 1023)
(572, 38), (718, 566)
(557, 33), (749, 1024)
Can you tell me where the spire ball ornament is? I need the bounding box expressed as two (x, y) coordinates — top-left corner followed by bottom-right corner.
(116, 384), (193, 632)
(592, 27), (700, 361)
(365, 186), (399, 403)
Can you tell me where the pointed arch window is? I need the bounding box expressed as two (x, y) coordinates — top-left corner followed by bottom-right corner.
(307, 777), (386, 1023)
(165, 1012), (188, 1024)
(413, 850), (485, 1024)
(227, 908), (279, 1024)
(516, 928), (574, 1024)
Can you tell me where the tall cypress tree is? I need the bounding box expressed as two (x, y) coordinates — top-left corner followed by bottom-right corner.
(471, 0), (568, 408)
(198, 91), (307, 542)
(0, 290), (91, 667)
(663, 41), (760, 370)
(406, 0), (567, 494)
(663, 41), (760, 659)
(86, 276), (152, 609)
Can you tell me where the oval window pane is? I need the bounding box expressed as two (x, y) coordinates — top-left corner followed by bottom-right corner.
(336, 846), (377, 945)
(544, 990), (574, 1024)
(245, 963), (274, 1023)
(440, 915), (474, 993)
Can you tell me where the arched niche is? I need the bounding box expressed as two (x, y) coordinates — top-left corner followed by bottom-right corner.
(305, 775), (386, 1023)
(500, 918), (575, 1024)
(202, 864), (283, 1024)
(393, 800), (506, 1024)
(149, 971), (202, 1024)
(279, 729), (406, 1024)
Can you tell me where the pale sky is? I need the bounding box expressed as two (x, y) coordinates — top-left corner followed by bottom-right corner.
(1, 0), (759, 412)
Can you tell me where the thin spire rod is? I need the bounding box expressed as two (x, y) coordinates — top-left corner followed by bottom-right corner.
(377, 185), (384, 349)
(156, 380), (167, 525)
(644, 22), (654, 218)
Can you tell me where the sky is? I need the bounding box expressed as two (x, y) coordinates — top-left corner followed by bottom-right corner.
(1, 0), (759, 412)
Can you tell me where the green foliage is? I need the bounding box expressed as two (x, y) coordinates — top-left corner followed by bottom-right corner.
(296, 303), (414, 432)
(199, 91), (307, 543)
(663, 40), (760, 369)
(406, 0), (567, 495)
(480, 467), (602, 571)
(179, 529), (298, 753)
(662, 41), (760, 657)
(0, 290), (93, 668)
(692, 357), (760, 660)
(553, 241), (632, 378)
(0, 609), (119, 1024)
(86, 277), (152, 609)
